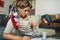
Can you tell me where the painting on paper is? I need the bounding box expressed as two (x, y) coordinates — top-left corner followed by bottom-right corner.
(0, 0), (4, 8)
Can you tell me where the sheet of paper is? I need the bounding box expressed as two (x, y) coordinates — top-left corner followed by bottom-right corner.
(31, 38), (59, 40)
(47, 38), (60, 40)
(31, 38), (42, 40)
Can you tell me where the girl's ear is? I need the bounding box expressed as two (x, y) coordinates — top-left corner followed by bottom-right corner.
(17, 7), (20, 11)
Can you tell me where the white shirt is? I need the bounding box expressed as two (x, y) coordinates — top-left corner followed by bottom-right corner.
(4, 15), (41, 35)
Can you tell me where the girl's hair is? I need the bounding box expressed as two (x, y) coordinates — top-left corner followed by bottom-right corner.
(16, 0), (32, 9)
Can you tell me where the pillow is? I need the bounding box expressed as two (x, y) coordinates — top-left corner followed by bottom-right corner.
(42, 14), (51, 24)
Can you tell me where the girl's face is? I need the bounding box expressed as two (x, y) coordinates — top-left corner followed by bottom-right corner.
(17, 7), (30, 18)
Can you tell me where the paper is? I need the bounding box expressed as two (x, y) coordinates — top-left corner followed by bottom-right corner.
(31, 38), (42, 40)
(47, 38), (59, 40)
(31, 38), (59, 40)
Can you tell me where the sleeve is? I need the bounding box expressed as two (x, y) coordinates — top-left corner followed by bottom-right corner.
(4, 19), (14, 33)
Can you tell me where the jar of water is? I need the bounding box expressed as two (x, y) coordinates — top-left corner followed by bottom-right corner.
(42, 32), (47, 40)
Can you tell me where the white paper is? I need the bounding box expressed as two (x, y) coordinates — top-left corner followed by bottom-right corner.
(31, 38), (42, 40)
(31, 38), (59, 40)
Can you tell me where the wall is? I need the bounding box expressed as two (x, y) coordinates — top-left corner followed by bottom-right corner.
(35, 0), (60, 15)
(1, 0), (60, 15)
(0, 0), (13, 15)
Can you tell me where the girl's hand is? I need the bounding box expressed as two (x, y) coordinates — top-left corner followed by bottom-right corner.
(29, 21), (34, 29)
(22, 36), (31, 40)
